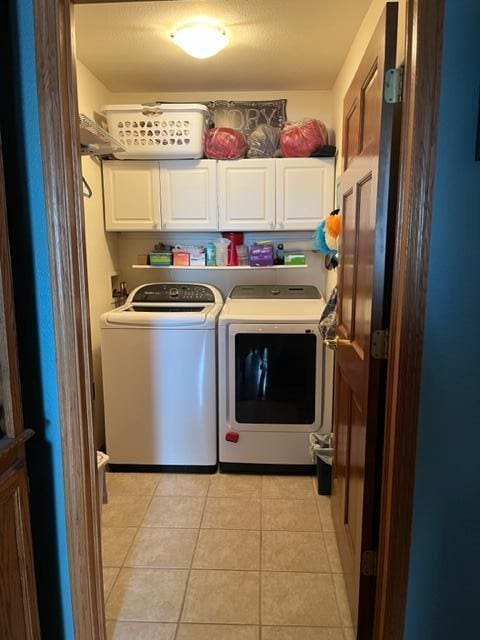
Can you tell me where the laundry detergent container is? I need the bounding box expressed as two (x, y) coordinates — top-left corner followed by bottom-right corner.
(102, 103), (209, 159)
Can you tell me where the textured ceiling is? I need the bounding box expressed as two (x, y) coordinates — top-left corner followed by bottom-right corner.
(74, 0), (372, 92)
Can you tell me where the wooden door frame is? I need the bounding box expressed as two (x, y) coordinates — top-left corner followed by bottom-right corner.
(373, 0), (445, 637)
(31, 0), (444, 638)
(33, 2), (105, 639)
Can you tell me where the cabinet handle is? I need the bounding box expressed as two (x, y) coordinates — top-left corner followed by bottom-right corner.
(269, 221), (275, 229)
(279, 221), (284, 229)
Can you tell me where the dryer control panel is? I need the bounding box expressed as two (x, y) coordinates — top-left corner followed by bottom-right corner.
(132, 283), (215, 304)
(230, 285), (320, 299)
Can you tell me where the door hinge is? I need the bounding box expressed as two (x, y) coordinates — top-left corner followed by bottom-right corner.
(361, 550), (378, 577)
(384, 67), (404, 103)
(371, 329), (389, 360)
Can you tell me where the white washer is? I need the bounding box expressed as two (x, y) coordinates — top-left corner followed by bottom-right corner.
(218, 285), (326, 471)
(101, 283), (223, 469)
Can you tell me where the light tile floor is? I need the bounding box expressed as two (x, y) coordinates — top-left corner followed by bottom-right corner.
(102, 472), (354, 640)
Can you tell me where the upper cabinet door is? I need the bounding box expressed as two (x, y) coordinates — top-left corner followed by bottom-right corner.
(276, 158), (335, 230)
(103, 161), (161, 231)
(159, 160), (218, 231)
(218, 159), (276, 231)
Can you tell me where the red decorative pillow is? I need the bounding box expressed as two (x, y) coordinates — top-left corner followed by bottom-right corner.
(205, 127), (247, 160)
(280, 119), (328, 157)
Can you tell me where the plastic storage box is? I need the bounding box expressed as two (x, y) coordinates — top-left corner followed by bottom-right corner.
(284, 250), (306, 265)
(102, 103), (209, 160)
(149, 252), (173, 266)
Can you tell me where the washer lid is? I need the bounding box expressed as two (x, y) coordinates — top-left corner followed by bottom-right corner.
(101, 302), (221, 328)
(229, 285), (320, 299)
(101, 283), (223, 328)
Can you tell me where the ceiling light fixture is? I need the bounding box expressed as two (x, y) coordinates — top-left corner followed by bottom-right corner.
(170, 22), (229, 59)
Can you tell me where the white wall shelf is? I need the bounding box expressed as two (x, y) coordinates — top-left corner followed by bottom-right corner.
(131, 264), (307, 270)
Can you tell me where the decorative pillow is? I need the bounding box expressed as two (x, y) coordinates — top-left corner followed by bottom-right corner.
(207, 99), (287, 136)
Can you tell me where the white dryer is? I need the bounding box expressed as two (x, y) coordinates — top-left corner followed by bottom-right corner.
(101, 283), (223, 470)
(218, 285), (326, 471)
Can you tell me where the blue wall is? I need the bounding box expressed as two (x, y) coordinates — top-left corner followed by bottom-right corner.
(3, 1), (75, 637)
(405, 1), (480, 638)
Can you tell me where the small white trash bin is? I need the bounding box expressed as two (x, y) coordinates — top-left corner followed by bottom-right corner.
(97, 451), (110, 507)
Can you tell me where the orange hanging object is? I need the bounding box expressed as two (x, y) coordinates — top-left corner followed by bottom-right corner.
(326, 214), (342, 238)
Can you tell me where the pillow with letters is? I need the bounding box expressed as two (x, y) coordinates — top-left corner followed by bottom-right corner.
(207, 100), (287, 136)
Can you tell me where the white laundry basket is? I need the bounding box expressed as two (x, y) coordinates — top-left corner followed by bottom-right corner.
(102, 103), (209, 159)
(96, 451), (110, 507)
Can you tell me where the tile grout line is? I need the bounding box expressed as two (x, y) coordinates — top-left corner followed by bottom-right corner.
(259, 476), (263, 639)
(129, 527), (322, 532)
(109, 567), (337, 575)
(315, 495), (355, 629)
(313, 489), (344, 629)
(317, 493), (335, 575)
(102, 478), (160, 615)
(263, 480), (316, 635)
(172, 474), (212, 640)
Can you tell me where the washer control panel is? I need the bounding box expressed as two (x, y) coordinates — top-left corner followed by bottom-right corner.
(132, 283), (215, 304)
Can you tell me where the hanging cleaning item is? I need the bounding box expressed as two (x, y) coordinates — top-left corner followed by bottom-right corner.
(313, 209), (341, 269)
(319, 287), (338, 341)
(313, 220), (333, 254)
(325, 210), (342, 252)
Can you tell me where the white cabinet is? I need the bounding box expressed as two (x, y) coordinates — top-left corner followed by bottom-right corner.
(218, 159), (276, 231)
(103, 157), (335, 232)
(103, 161), (161, 231)
(276, 158), (335, 230)
(159, 160), (217, 231)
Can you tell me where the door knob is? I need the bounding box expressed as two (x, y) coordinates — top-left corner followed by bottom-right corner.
(323, 336), (351, 350)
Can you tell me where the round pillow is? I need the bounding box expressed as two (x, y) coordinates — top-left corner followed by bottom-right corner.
(205, 127), (247, 160)
(280, 119), (328, 157)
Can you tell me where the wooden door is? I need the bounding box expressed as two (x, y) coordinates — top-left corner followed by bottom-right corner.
(276, 158), (335, 230)
(331, 4), (399, 637)
(160, 159), (218, 231)
(0, 134), (41, 638)
(103, 160), (161, 231)
(218, 159), (276, 231)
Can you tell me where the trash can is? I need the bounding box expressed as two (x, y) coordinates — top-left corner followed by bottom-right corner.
(97, 451), (110, 507)
(316, 456), (332, 496)
(309, 433), (333, 496)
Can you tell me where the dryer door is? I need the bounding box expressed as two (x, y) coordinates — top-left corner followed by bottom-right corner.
(228, 323), (323, 433)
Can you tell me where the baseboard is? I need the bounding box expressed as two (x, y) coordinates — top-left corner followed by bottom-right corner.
(219, 462), (315, 475)
(108, 463), (217, 474)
